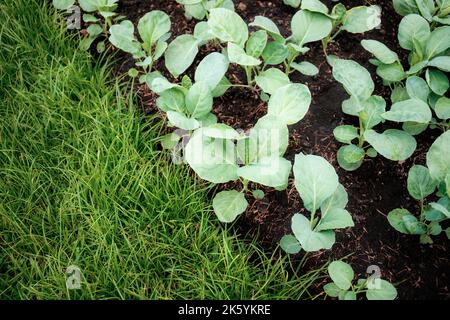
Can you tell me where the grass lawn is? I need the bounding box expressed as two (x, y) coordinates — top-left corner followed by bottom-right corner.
(0, 0), (324, 299)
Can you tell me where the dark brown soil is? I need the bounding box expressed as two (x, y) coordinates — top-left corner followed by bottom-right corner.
(110, 0), (449, 300)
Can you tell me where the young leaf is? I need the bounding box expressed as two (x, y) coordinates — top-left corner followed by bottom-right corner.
(315, 208), (354, 231)
(53, 0), (75, 10)
(301, 0), (329, 15)
(212, 77), (232, 97)
(208, 8), (248, 47)
(336, 145), (365, 171)
(425, 69), (449, 96)
(366, 280), (398, 300)
(332, 59), (374, 101)
(323, 283), (342, 298)
(425, 26), (450, 59)
(249, 16), (284, 42)
(184, 129), (239, 183)
(364, 129), (417, 161)
(342, 5), (381, 33)
(227, 42), (261, 66)
(407, 165), (437, 200)
(138, 11), (171, 46)
(237, 157), (292, 189)
(194, 21), (215, 45)
(376, 62), (406, 82)
(427, 56), (450, 72)
(293, 154), (339, 213)
(402, 214), (426, 234)
(280, 235), (302, 254)
(361, 40), (399, 64)
(156, 88), (186, 113)
(291, 10), (332, 46)
(398, 14), (430, 50)
(388, 208), (415, 234)
(165, 35), (199, 77)
(255, 68), (291, 95)
(381, 98), (432, 123)
(185, 81), (213, 118)
(109, 21), (143, 56)
(426, 131), (450, 181)
(203, 123), (240, 140)
(213, 190), (248, 223)
(252, 189), (265, 200)
(328, 261), (354, 291)
(291, 213), (336, 252)
(360, 95), (386, 129)
(194, 52), (229, 91)
(166, 111), (200, 130)
(333, 125), (359, 144)
(406, 76), (430, 102)
(320, 184), (349, 216)
(246, 30), (268, 58)
(430, 202), (450, 218)
(261, 42), (289, 65)
(267, 84), (311, 125)
(290, 61), (319, 76)
(435, 97), (450, 120)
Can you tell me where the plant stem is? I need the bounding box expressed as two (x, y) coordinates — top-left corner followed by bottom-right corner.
(358, 117), (365, 148)
(244, 66), (252, 85)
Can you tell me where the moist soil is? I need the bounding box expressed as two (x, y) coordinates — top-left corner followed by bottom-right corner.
(106, 0), (449, 299)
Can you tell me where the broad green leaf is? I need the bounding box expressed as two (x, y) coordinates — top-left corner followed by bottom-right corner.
(333, 125), (359, 144)
(291, 10), (332, 46)
(435, 97), (450, 120)
(391, 86), (409, 104)
(427, 56), (450, 72)
(156, 88), (186, 113)
(262, 42), (289, 65)
(293, 154), (339, 213)
(109, 21), (143, 56)
(197, 112), (218, 127)
(194, 21), (215, 45)
(376, 62), (406, 82)
(425, 26), (450, 58)
(153, 41), (168, 59)
(238, 157), (292, 189)
(337, 145), (364, 171)
(366, 280), (398, 300)
(361, 95), (386, 129)
(249, 16), (284, 42)
(332, 59), (374, 100)
(407, 165), (437, 200)
(364, 129), (417, 161)
(195, 52), (229, 91)
(388, 208), (414, 234)
(406, 76), (430, 102)
(212, 76), (232, 97)
(301, 0), (329, 14)
(416, 0), (433, 21)
(361, 40), (399, 64)
(426, 131), (450, 181)
(283, 0), (301, 8)
(213, 190), (248, 223)
(425, 69), (449, 96)
(398, 14), (430, 50)
(165, 35), (199, 77)
(227, 42), (261, 66)
(324, 283), (341, 297)
(342, 5), (381, 33)
(185, 129), (239, 183)
(316, 208), (354, 231)
(267, 84), (311, 125)
(381, 98), (432, 123)
(184, 3), (207, 20)
(290, 61), (319, 76)
(150, 77), (182, 94)
(52, 0), (75, 10)
(141, 70), (166, 86)
(342, 291), (357, 300)
(202, 123), (240, 140)
(255, 68), (291, 95)
(328, 261), (354, 291)
(208, 8), (248, 47)
(291, 214), (336, 252)
(138, 11), (171, 46)
(407, 60), (429, 75)
(402, 122), (428, 135)
(246, 30), (268, 58)
(166, 111), (200, 130)
(320, 184), (349, 217)
(160, 132), (181, 150)
(393, 0), (420, 16)
(185, 81), (213, 118)
(430, 202), (450, 218)
(342, 96), (364, 116)
(280, 235), (301, 254)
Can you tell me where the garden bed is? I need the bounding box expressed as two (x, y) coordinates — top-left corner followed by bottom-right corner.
(109, 0), (450, 299)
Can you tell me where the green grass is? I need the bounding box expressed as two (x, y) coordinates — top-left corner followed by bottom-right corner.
(0, 0), (325, 299)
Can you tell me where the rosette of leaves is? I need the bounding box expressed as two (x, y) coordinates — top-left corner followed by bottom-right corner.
(176, 0), (234, 20)
(280, 154), (354, 253)
(53, 0), (124, 52)
(184, 84), (311, 223)
(393, 0), (450, 25)
(387, 131), (450, 244)
(361, 14), (450, 135)
(148, 52), (230, 138)
(280, 1), (382, 54)
(331, 58), (417, 171)
(109, 11), (171, 78)
(323, 261), (397, 300)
